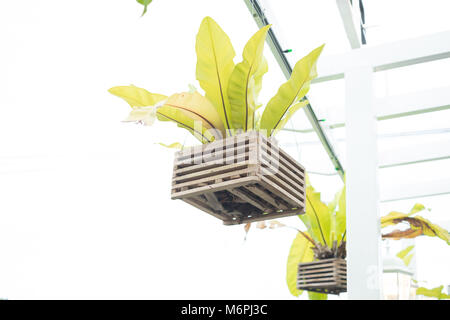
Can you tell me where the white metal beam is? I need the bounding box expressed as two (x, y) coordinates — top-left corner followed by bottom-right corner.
(379, 140), (450, 168)
(283, 138), (450, 170)
(375, 86), (450, 120)
(345, 65), (383, 299)
(288, 86), (450, 132)
(314, 30), (450, 83)
(380, 179), (450, 202)
(335, 0), (362, 49)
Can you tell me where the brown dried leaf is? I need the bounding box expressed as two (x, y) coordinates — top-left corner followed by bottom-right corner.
(256, 221), (267, 229)
(382, 228), (423, 240)
(269, 221), (285, 229)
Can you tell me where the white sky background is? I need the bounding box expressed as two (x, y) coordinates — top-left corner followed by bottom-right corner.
(0, 0), (449, 299)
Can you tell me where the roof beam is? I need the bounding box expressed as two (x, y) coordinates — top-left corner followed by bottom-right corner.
(379, 140), (450, 168)
(335, 0), (362, 49)
(286, 86), (450, 132)
(380, 178), (450, 202)
(313, 30), (450, 83)
(282, 139), (450, 171)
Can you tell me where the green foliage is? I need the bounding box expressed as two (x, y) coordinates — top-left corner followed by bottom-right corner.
(228, 25), (271, 131)
(286, 232), (315, 297)
(308, 291), (328, 300)
(137, 0), (152, 16)
(416, 285), (450, 300)
(110, 17), (323, 142)
(157, 142), (183, 150)
(260, 45), (323, 136)
(286, 182), (346, 300)
(286, 183), (449, 300)
(396, 245), (414, 267)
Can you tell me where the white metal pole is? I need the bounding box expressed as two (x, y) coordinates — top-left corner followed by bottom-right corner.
(345, 65), (383, 299)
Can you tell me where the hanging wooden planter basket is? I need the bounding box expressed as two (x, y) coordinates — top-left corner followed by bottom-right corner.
(171, 131), (306, 225)
(297, 258), (347, 295)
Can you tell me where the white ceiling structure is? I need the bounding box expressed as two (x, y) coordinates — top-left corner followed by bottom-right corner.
(245, 0), (450, 298)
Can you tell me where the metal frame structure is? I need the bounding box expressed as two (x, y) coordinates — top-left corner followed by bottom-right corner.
(243, 0), (345, 180)
(243, 0), (450, 300)
(336, 0), (365, 48)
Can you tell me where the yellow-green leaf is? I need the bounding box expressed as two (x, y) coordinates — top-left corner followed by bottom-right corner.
(157, 142), (183, 150)
(397, 245), (414, 259)
(137, 0), (152, 16)
(286, 232), (315, 297)
(410, 203), (426, 215)
(162, 92), (226, 139)
(304, 185), (332, 246)
(196, 17), (235, 132)
(260, 45), (324, 136)
(108, 85), (167, 107)
(336, 186), (346, 244)
(156, 106), (215, 144)
(271, 100), (308, 136)
(416, 285), (450, 300)
(402, 254), (414, 267)
(308, 291), (328, 300)
(228, 25), (270, 131)
(396, 245), (414, 266)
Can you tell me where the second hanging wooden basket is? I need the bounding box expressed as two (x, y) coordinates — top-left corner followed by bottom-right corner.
(297, 258), (347, 295)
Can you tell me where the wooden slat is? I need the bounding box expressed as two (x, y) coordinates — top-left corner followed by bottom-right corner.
(258, 174), (304, 207)
(298, 282), (346, 289)
(223, 209), (303, 225)
(176, 133), (256, 161)
(172, 176), (259, 199)
(299, 273), (347, 281)
(266, 138), (305, 174)
(298, 258), (344, 266)
(173, 161), (251, 183)
(260, 140), (305, 180)
(260, 148), (305, 191)
(298, 277), (342, 284)
(298, 266), (343, 275)
(174, 152), (248, 176)
(175, 143), (250, 167)
(297, 258), (347, 294)
(261, 158), (305, 198)
(228, 188), (269, 212)
(244, 185), (289, 210)
(260, 137), (305, 176)
(299, 262), (340, 269)
(298, 266), (347, 274)
(261, 163), (305, 202)
(176, 135), (237, 160)
(203, 192), (225, 212)
(172, 166), (254, 190)
(298, 283), (347, 289)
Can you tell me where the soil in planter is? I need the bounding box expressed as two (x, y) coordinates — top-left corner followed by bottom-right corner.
(214, 190), (262, 216)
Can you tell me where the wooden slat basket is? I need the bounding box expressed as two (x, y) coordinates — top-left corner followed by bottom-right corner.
(297, 258), (347, 295)
(171, 131), (306, 225)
